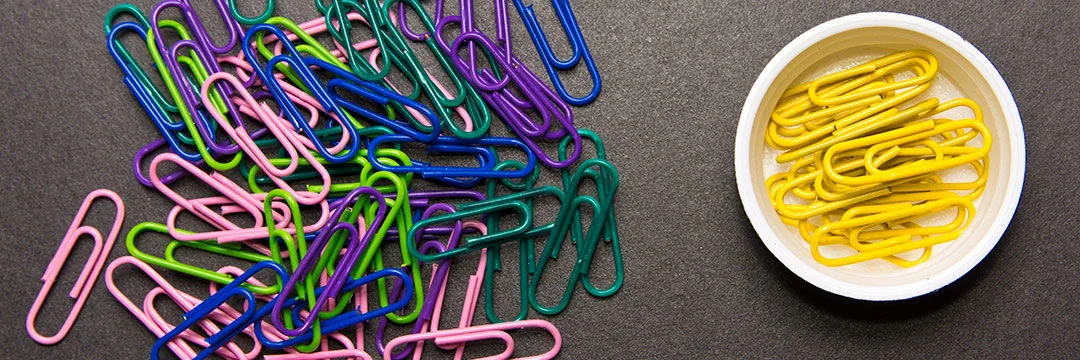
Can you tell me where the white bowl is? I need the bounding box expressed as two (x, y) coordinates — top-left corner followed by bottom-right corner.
(734, 12), (1025, 301)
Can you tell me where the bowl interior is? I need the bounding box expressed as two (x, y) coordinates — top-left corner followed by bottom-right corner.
(744, 25), (1021, 295)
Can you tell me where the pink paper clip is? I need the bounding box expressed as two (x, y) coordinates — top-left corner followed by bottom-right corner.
(26, 189), (125, 345)
(165, 192), (330, 243)
(418, 221), (489, 360)
(383, 319), (562, 360)
(150, 152), (268, 233)
(105, 256), (203, 359)
(220, 52), (356, 155)
(201, 72), (333, 206)
(266, 332), (372, 360)
(221, 53), (342, 152)
(203, 72), (305, 179)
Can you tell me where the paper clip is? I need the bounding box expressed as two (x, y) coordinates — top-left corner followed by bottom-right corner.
(126, 222), (283, 295)
(368, 134), (537, 179)
(242, 23), (362, 163)
(141, 286), (259, 360)
(149, 152), (274, 240)
(106, 256), (205, 359)
(810, 196), (975, 266)
(378, 0), (498, 139)
(271, 187), (387, 336)
(104, 4), (177, 113)
(445, 29), (567, 136)
(408, 190), (554, 262)
(200, 72), (333, 205)
(27, 190), (125, 345)
(383, 319), (562, 360)
(150, 1), (246, 162)
(107, 22), (205, 163)
(310, 57), (442, 142)
(255, 267), (414, 349)
(528, 158), (620, 315)
(163, 192), (329, 243)
(513, 0), (601, 106)
(449, 0), (514, 92)
(559, 131), (623, 298)
(433, 3), (575, 151)
(151, 261), (289, 360)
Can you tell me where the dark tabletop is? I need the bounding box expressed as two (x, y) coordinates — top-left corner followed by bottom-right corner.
(2, 0), (1078, 359)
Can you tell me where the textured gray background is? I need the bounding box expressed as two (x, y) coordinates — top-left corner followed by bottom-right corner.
(2, 0), (1079, 359)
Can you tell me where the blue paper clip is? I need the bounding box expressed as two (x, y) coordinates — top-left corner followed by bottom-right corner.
(306, 57), (443, 143)
(108, 22), (206, 163)
(367, 135), (536, 179)
(241, 24), (361, 163)
(513, 0), (602, 106)
(254, 267), (413, 349)
(104, 5), (179, 113)
(417, 143), (494, 188)
(150, 261), (289, 360)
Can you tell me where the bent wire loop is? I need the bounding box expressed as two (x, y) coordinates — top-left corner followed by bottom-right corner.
(406, 185), (567, 263)
(271, 187), (388, 336)
(199, 71), (333, 205)
(126, 222), (283, 295)
(242, 23), (362, 163)
(368, 134), (536, 179)
(151, 261), (290, 360)
(27, 189), (125, 345)
(151, 0), (247, 164)
(558, 130), (623, 297)
(512, 0), (601, 106)
(528, 158), (620, 315)
(141, 282), (261, 360)
(311, 56), (443, 142)
(255, 267), (414, 349)
(383, 319), (562, 360)
(106, 256), (207, 359)
(107, 22), (205, 163)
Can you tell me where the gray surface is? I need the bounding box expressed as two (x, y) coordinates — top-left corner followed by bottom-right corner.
(1, 0), (1079, 359)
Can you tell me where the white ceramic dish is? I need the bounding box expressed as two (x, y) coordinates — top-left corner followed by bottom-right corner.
(734, 12), (1025, 301)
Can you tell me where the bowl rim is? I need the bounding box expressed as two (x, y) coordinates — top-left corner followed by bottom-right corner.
(734, 12), (1026, 301)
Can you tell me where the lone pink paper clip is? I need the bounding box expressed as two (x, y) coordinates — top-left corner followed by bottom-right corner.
(26, 189), (125, 345)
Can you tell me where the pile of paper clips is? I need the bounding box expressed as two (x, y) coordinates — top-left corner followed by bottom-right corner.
(27, 0), (622, 359)
(765, 50), (990, 267)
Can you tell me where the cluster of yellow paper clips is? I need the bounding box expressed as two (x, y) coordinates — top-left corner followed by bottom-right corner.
(765, 50), (992, 267)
